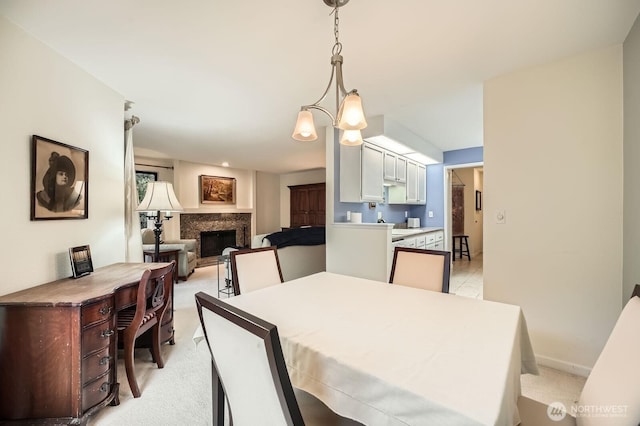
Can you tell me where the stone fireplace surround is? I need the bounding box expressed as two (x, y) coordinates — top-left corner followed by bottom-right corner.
(180, 213), (251, 267)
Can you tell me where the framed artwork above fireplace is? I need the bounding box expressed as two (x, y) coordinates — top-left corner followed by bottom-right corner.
(200, 175), (236, 204)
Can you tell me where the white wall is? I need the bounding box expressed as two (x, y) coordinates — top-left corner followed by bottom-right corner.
(279, 168), (326, 228)
(256, 171), (281, 234)
(623, 14), (640, 303)
(484, 45), (623, 374)
(0, 16), (126, 295)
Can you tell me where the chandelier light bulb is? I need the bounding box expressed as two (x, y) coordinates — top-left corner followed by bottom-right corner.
(292, 110), (318, 141)
(340, 129), (363, 146)
(337, 92), (367, 130)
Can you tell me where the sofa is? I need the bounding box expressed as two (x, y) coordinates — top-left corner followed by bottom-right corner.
(251, 227), (326, 281)
(141, 228), (197, 281)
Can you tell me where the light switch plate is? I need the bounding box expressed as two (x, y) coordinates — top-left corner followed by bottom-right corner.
(428, 211), (434, 218)
(495, 210), (506, 224)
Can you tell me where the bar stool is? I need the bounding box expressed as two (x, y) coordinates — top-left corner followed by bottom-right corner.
(452, 235), (471, 261)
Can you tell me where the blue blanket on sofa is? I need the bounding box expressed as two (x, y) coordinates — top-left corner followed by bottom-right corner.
(265, 227), (326, 249)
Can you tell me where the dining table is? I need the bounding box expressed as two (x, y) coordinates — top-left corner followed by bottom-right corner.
(197, 271), (539, 426)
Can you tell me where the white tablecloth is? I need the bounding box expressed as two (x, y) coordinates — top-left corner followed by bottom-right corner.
(199, 272), (538, 426)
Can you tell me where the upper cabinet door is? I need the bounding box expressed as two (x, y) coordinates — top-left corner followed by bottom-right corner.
(383, 151), (397, 181)
(406, 161), (418, 202)
(340, 142), (384, 203)
(396, 156), (407, 183)
(361, 143), (384, 202)
(417, 165), (426, 204)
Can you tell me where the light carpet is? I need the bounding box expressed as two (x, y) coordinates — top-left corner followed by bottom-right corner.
(88, 265), (220, 426)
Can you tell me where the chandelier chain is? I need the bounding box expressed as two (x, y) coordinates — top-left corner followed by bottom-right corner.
(332, 6), (342, 56)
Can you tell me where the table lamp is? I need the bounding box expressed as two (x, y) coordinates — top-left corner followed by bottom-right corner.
(137, 181), (184, 262)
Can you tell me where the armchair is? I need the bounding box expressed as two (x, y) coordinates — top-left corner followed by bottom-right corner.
(141, 228), (197, 281)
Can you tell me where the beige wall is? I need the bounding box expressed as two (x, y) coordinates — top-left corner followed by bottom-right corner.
(256, 171), (281, 234)
(484, 45), (623, 374)
(279, 169), (326, 228)
(0, 16), (126, 296)
(623, 14), (640, 303)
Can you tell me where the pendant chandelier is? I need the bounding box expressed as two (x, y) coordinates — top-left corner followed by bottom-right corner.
(291, 0), (367, 146)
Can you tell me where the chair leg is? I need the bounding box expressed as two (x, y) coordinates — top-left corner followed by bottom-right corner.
(151, 323), (165, 369)
(123, 333), (141, 398)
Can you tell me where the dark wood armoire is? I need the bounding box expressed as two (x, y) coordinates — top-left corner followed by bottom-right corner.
(289, 183), (326, 228)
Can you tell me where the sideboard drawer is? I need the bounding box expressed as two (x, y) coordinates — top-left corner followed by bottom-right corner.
(82, 299), (114, 327)
(82, 346), (112, 385)
(82, 318), (115, 356)
(82, 372), (112, 412)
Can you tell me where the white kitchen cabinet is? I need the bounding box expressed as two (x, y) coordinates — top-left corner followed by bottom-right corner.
(434, 230), (444, 250)
(383, 151), (397, 182)
(406, 161), (418, 203)
(418, 165), (426, 204)
(389, 161), (425, 205)
(340, 142), (384, 203)
(396, 156), (407, 183)
(384, 151), (408, 185)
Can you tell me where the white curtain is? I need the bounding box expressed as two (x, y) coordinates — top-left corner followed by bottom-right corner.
(124, 125), (143, 262)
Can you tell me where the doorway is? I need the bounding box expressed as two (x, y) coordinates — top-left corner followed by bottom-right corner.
(444, 163), (484, 298)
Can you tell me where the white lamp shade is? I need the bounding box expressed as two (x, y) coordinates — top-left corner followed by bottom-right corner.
(336, 92), (367, 130)
(292, 110), (318, 141)
(137, 181), (184, 212)
(340, 129), (363, 146)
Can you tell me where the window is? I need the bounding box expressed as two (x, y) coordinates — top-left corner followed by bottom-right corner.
(135, 171), (157, 228)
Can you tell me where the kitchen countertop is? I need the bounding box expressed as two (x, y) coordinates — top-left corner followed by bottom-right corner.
(391, 227), (443, 241)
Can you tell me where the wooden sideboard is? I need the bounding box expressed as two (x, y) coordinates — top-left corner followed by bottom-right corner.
(0, 262), (173, 425)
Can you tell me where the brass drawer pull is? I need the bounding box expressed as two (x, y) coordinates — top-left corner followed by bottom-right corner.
(101, 329), (115, 338)
(99, 355), (112, 365)
(99, 382), (110, 393)
(99, 306), (112, 316)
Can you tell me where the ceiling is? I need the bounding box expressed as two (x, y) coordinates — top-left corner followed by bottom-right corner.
(1, 1), (638, 174)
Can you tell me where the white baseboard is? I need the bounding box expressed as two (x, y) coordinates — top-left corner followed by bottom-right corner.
(535, 354), (591, 378)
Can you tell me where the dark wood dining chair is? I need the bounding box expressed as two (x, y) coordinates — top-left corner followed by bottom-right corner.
(230, 246), (284, 295)
(389, 247), (451, 293)
(517, 288), (640, 425)
(194, 291), (362, 426)
(117, 260), (175, 398)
